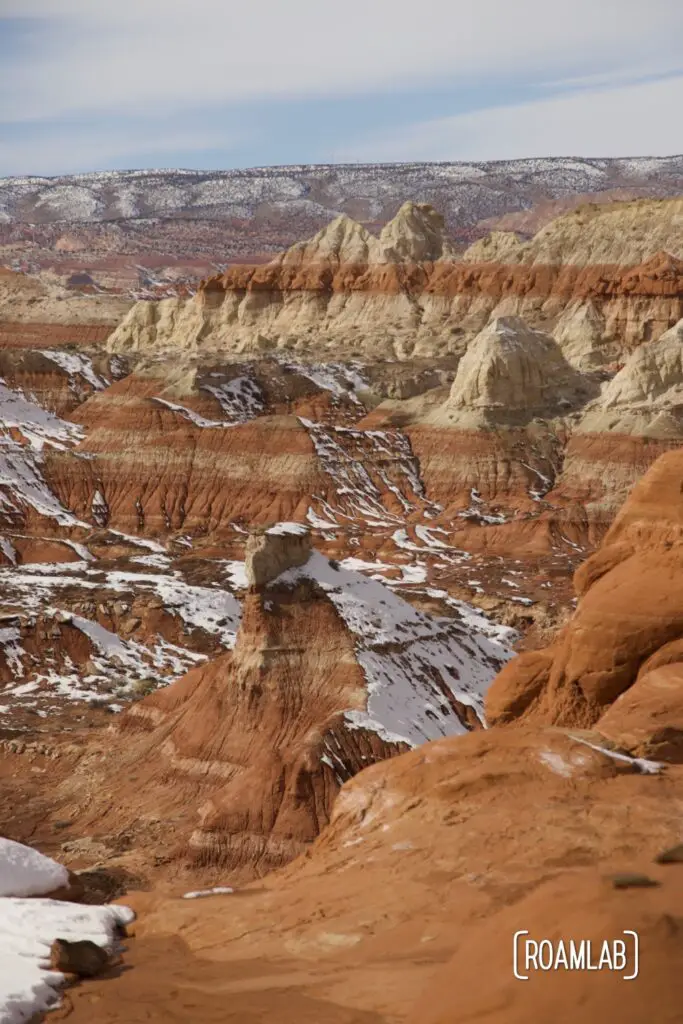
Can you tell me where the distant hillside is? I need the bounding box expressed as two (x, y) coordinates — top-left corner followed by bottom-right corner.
(2, 157), (683, 236)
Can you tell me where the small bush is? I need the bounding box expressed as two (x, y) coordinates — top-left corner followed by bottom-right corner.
(129, 678), (158, 699)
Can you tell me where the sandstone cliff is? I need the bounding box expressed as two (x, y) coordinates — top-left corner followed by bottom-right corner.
(486, 448), (683, 759)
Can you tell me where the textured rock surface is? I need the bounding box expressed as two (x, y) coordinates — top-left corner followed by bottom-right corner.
(244, 524), (312, 586)
(552, 298), (618, 370)
(0, 210), (682, 1024)
(439, 316), (593, 427)
(106, 198), (683, 361)
(579, 317), (683, 436)
(0, 266), (131, 331)
(26, 725), (683, 1023)
(32, 542), (511, 880)
(486, 449), (683, 736)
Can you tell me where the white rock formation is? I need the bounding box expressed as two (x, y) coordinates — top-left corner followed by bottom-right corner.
(438, 316), (594, 427)
(377, 202), (455, 262)
(578, 318), (683, 437)
(277, 214), (381, 266)
(104, 199), (683, 362)
(462, 231), (526, 264)
(552, 300), (619, 370)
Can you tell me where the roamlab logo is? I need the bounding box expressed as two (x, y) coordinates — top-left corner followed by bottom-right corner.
(513, 931), (639, 981)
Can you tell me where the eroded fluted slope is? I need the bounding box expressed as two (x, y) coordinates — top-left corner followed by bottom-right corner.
(486, 449), (683, 758)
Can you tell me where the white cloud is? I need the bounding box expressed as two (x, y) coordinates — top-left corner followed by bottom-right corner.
(1, 0), (682, 121)
(339, 73), (683, 162)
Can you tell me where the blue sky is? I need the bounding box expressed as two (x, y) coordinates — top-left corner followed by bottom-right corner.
(1, 1), (682, 177)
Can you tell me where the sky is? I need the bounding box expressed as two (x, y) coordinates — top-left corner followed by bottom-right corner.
(0, 0), (682, 177)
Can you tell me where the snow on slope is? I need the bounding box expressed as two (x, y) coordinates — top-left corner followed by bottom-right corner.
(201, 375), (264, 422)
(3, 158), (683, 227)
(0, 381), (85, 527)
(0, 839), (68, 899)
(0, 561), (241, 710)
(0, 383), (82, 451)
(300, 418), (439, 528)
(38, 351), (109, 392)
(153, 375), (264, 427)
(275, 550), (514, 746)
(280, 361), (368, 403)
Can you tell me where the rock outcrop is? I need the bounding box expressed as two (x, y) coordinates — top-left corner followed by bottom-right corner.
(376, 201), (455, 263)
(67, 535), (512, 875)
(244, 523), (312, 586)
(552, 299), (617, 370)
(461, 229), (525, 263)
(486, 449), (683, 751)
(578, 317), (683, 436)
(438, 316), (594, 428)
(42, 724), (683, 1024)
(106, 198), (683, 361)
(277, 214), (381, 266)
(509, 198), (683, 266)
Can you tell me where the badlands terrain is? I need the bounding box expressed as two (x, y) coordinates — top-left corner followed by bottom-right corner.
(0, 174), (682, 1021)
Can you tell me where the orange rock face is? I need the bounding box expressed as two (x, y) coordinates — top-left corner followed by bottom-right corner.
(30, 725), (683, 1023)
(486, 450), (683, 743)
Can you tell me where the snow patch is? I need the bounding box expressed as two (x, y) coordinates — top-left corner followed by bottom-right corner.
(200, 375), (263, 423)
(568, 735), (662, 774)
(181, 887), (234, 900)
(38, 351), (109, 392)
(0, 895), (133, 1024)
(265, 522), (309, 537)
(0, 839), (68, 899)
(275, 551), (513, 747)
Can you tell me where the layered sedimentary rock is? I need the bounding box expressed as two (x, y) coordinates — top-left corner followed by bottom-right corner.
(486, 449), (683, 757)
(510, 198), (683, 266)
(0, 267), (131, 348)
(107, 199), (683, 361)
(62, 527), (513, 875)
(578, 316), (683, 436)
(44, 723), (683, 1024)
(552, 298), (619, 370)
(45, 368), (328, 536)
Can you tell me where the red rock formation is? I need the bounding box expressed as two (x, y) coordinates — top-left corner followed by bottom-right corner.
(486, 449), (683, 744)
(33, 725), (683, 1023)
(47, 374), (326, 536)
(57, 526), (507, 879)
